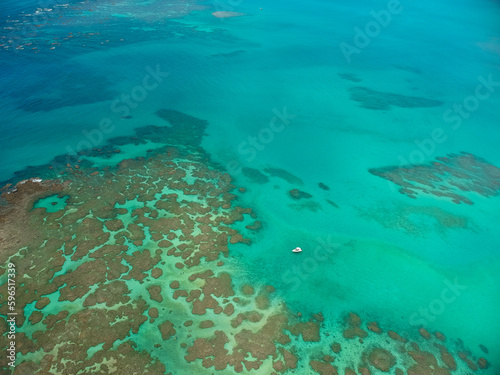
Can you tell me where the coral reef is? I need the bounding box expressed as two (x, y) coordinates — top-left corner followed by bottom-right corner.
(0, 111), (493, 374)
(369, 152), (500, 204)
(289, 188), (312, 200)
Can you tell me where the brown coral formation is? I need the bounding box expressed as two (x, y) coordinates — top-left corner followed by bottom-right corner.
(186, 314), (289, 372)
(419, 327), (431, 340)
(331, 343), (342, 354)
(289, 188), (313, 200)
(310, 360), (338, 374)
(477, 357), (489, 369)
(435, 331), (446, 342)
(369, 152), (500, 204)
(367, 321), (382, 334)
(458, 351), (478, 371)
(387, 330), (407, 343)
(434, 343), (457, 370)
(342, 312), (368, 339)
(287, 320), (321, 342)
(367, 347), (396, 372)
(407, 344), (452, 375)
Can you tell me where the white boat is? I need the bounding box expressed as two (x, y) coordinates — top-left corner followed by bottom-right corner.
(292, 247), (302, 253)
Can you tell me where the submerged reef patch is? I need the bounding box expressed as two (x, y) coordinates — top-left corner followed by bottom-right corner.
(289, 188), (312, 200)
(242, 167), (270, 184)
(263, 168), (304, 185)
(358, 203), (470, 236)
(349, 86), (443, 110)
(338, 73), (362, 82)
(369, 152), (500, 204)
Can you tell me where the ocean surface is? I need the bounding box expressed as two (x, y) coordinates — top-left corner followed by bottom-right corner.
(0, 0), (499, 373)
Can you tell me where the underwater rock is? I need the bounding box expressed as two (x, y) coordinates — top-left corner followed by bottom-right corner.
(367, 321), (382, 334)
(148, 308), (159, 319)
(242, 285), (255, 295)
(331, 343), (341, 354)
(29, 311), (43, 325)
(368, 347), (396, 372)
(419, 327), (431, 340)
(478, 357), (489, 369)
(200, 320), (215, 329)
(151, 267), (163, 279)
(289, 188), (312, 200)
(326, 199), (339, 208)
(104, 218), (124, 231)
(242, 167), (270, 184)
(159, 320), (176, 340)
(318, 182), (330, 190)
(435, 332), (446, 342)
(147, 285), (163, 303)
(342, 313), (367, 339)
(255, 295), (270, 310)
(434, 343), (457, 370)
(387, 330), (407, 343)
(35, 297), (51, 310)
(245, 220), (262, 231)
(309, 360), (338, 374)
(458, 351), (478, 371)
(407, 345), (451, 375)
(287, 321), (321, 342)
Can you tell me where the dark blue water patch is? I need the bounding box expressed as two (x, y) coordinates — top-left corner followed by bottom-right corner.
(0, 109), (209, 187)
(33, 193), (68, 212)
(10, 63), (117, 112)
(349, 86), (444, 110)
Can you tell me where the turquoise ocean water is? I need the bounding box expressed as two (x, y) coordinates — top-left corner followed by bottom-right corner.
(1, 0), (500, 372)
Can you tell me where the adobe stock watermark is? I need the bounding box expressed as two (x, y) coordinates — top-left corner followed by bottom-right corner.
(281, 236), (341, 291)
(226, 106), (296, 175)
(397, 73), (499, 167)
(5, 263), (17, 368)
(340, 0), (407, 64)
(409, 277), (467, 327)
(47, 64), (169, 174)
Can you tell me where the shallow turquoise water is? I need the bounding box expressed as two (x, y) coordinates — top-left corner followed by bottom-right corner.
(33, 194), (68, 212)
(1, 0), (500, 371)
